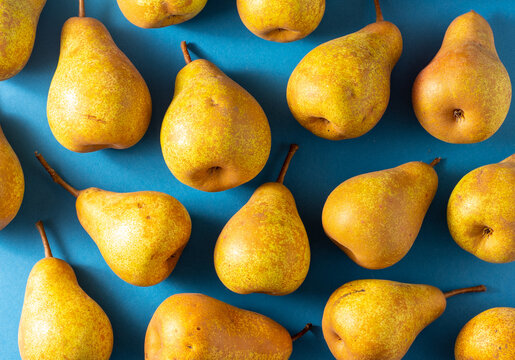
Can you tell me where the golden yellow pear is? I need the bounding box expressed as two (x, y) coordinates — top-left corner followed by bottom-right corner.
(35, 152), (191, 287)
(47, 0), (152, 153)
(145, 293), (311, 359)
(161, 42), (271, 192)
(19, 222), (113, 360)
(322, 158), (439, 269)
(413, 11), (511, 143)
(0, 0), (46, 80)
(286, 0), (402, 140)
(447, 154), (515, 263)
(323, 279), (486, 360)
(214, 145), (310, 295)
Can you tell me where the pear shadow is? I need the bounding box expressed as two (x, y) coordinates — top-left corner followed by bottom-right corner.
(187, 0), (236, 26)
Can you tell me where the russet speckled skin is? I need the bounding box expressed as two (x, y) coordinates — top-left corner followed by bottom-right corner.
(322, 161), (438, 269)
(161, 59), (271, 192)
(47, 16), (152, 153)
(117, 0), (208, 28)
(145, 293), (293, 360)
(0, 125), (24, 230)
(455, 307), (515, 360)
(237, 0), (325, 42)
(0, 0), (46, 80)
(322, 280), (447, 360)
(412, 11), (512, 144)
(447, 154), (515, 263)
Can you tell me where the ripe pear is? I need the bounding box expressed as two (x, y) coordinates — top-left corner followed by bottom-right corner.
(413, 11), (511, 143)
(0, 0), (46, 80)
(161, 42), (271, 192)
(145, 293), (312, 359)
(447, 154), (515, 263)
(47, 0), (152, 153)
(455, 307), (515, 360)
(19, 221), (113, 360)
(117, 0), (207, 28)
(322, 279), (486, 360)
(286, 0), (402, 140)
(237, 0), (325, 42)
(35, 152), (191, 287)
(0, 124), (24, 230)
(214, 144), (310, 295)
(322, 158), (440, 269)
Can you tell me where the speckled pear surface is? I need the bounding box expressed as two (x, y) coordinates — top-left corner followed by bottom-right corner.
(117, 0), (207, 28)
(447, 154), (515, 263)
(0, 0), (46, 80)
(412, 11), (511, 143)
(237, 0), (325, 42)
(47, 13), (152, 152)
(145, 293), (293, 359)
(455, 307), (515, 360)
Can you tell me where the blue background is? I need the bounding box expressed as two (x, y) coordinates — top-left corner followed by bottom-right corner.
(1, 0), (514, 358)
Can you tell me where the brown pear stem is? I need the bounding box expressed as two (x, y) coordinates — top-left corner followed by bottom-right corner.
(36, 221), (53, 258)
(276, 144), (299, 184)
(181, 41), (192, 64)
(444, 285), (486, 299)
(291, 323), (312, 342)
(429, 157), (441, 167)
(79, 0), (85, 17)
(35, 152), (80, 198)
(374, 0), (384, 22)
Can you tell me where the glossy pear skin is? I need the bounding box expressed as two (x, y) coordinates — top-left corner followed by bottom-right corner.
(322, 280), (446, 360)
(76, 189), (191, 286)
(145, 293), (292, 360)
(117, 0), (207, 28)
(47, 17), (152, 153)
(448, 154), (515, 263)
(0, 0), (46, 80)
(237, 0), (325, 42)
(161, 59), (271, 192)
(214, 182), (310, 295)
(19, 258), (113, 360)
(455, 307), (515, 360)
(322, 161), (438, 269)
(413, 11), (511, 143)
(0, 125), (24, 230)
(287, 20), (402, 140)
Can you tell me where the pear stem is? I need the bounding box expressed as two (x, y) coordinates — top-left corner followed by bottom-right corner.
(444, 285), (486, 299)
(181, 41), (192, 64)
(79, 0), (85, 17)
(36, 221), (53, 258)
(374, 0), (384, 22)
(35, 152), (80, 198)
(276, 144), (299, 184)
(429, 157), (441, 167)
(291, 323), (312, 342)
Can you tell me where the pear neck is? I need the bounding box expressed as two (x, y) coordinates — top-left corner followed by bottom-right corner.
(36, 221), (53, 258)
(79, 0), (85, 17)
(181, 41), (192, 65)
(276, 144), (299, 184)
(374, 0), (384, 22)
(444, 285), (486, 299)
(291, 323), (312, 342)
(35, 152), (80, 198)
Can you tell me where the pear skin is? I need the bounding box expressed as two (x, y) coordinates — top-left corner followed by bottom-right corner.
(412, 11), (511, 143)
(447, 154), (515, 263)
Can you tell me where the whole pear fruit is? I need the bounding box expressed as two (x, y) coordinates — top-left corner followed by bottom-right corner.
(322, 158), (440, 269)
(36, 152), (191, 287)
(214, 144), (310, 295)
(47, 0), (152, 153)
(455, 307), (515, 360)
(447, 154), (515, 263)
(412, 11), (511, 143)
(161, 42), (271, 192)
(286, 0), (402, 140)
(19, 221), (113, 360)
(323, 279), (486, 360)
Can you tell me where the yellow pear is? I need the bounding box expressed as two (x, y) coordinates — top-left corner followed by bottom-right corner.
(0, 0), (46, 80)
(447, 154), (515, 263)
(455, 307), (515, 360)
(19, 221), (113, 360)
(35, 152), (191, 287)
(237, 0), (325, 42)
(161, 42), (271, 192)
(323, 279), (486, 360)
(145, 293), (311, 359)
(286, 0), (402, 140)
(47, 0), (152, 153)
(322, 158), (440, 269)
(412, 11), (511, 143)
(214, 144), (310, 295)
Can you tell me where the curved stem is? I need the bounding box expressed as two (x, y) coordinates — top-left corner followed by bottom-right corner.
(444, 285), (486, 299)
(181, 41), (192, 64)
(276, 144), (299, 184)
(79, 0), (85, 17)
(374, 0), (383, 22)
(291, 323), (312, 342)
(429, 157), (441, 167)
(36, 221), (53, 258)
(35, 152), (80, 198)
